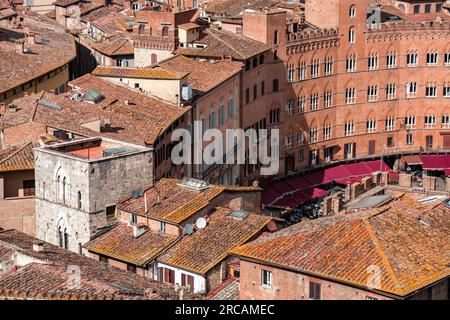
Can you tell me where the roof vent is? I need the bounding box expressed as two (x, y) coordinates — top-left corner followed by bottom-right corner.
(37, 99), (62, 110)
(229, 211), (249, 220)
(131, 188), (144, 199)
(179, 177), (209, 191)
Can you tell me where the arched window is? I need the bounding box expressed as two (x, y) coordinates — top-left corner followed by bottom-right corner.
(77, 191), (81, 210)
(162, 26), (169, 38)
(58, 227), (63, 248)
(349, 27), (355, 43)
(151, 53), (157, 64)
(349, 5), (356, 17)
(62, 177), (66, 204)
(273, 30), (278, 45)
(64, 228), (69, 249)
(56, 175), (60, 201)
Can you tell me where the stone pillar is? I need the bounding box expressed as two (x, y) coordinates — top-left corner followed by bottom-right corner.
(322, 196), (333, 216)
(372, 172), (381, 185)
(422, 175), (436, 191)
(446, 177), (450, 193)
(380, 171), (389, 185)
(0, 175), (4, 200)
(398, 173), (412, 188)
(332, 192), (343, 213)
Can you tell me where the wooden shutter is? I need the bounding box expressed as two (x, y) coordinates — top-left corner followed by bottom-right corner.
(169, 269), (175, 284)
(188, 275), (195, 293)
(368, 140), (376, 155)
(181, 273), (186, 287)
(164, 268), (170, 283)
(443, 135), (450, 150)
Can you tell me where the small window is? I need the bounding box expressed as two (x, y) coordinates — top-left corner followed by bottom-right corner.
(131, 214), (137, 225)
(272, 79), (279, 92)
(127, 264), (137, 273)
(99, 255), (108, 263)
(160, 221), (166, 234)
(23, 180), (35, 197)
(106, 205), (116, 217)
(413, 4), (420, 14)
(261, 269), (272, 287)
(309, 282), (321, 300)
(77, 191), (82, 209)
(349, 5), (356, 17)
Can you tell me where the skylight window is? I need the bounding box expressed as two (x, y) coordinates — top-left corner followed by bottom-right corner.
(179, 177), (209, 190)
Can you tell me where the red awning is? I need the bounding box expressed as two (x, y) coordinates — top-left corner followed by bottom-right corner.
(420, 154), (450, 170)
(262, 160), (394, 206)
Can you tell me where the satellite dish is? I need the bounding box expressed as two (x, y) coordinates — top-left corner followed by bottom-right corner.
(196, 217), (207, 229)
(183, 224), (194, 235)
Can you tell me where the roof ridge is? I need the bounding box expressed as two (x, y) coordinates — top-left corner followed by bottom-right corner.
(362, 218), (402, 291)
(30, 91), (45, 122)
(0, 141), (32, 165)
(206, 28), (243, 57)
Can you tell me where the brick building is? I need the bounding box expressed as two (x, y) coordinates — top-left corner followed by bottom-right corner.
(34, 137), (153, 253)
(0, 229), (200, 299)
(0, 10), (76, 104)
(238, 1), (450, 175)
(83, 177), (263, 281)
(232, 195), (450, 300)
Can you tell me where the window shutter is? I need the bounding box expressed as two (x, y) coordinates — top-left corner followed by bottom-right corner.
(188, 275), (195, 293)
(181, 273), (186, 286)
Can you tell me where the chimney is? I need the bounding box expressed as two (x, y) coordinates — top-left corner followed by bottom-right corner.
(16, 41), (24, 54)
(27, 33), (36, 45)
(33, 243), (45, 253)
(144, 193), (148, 213)
(132, 225), (147, 238)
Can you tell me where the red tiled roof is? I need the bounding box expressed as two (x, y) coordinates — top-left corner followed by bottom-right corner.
(0, 141), (37, 172)
(93, 65), (189, 80)
(0, 12), (76, 94)
(159, 55), (243, 94)
(175, 28), (271, 60)
(0, 74), (190, 145)
(119, 178), (260, 224)
(232, 196), (450, 297)
(0, 229), (202, 300)
(84, 223), (179, 266)
(158, 207), (271, 275)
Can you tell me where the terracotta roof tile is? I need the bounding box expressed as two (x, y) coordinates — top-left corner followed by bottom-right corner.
(119, 178), (260, 224)
(0, 229), (201, 300)
(0, 12), (76, 94)
(0, 141), (37, 172)
(84, 223), (179, 266)
(175, 28), (270, 60)
(159, 208), (271, 275)
(92, 37), (134, 57)
(1, 75), (190, 145)
(232, 196), (450, 297)
(93, 65), (189, 80)
(159, 55), (243, 94)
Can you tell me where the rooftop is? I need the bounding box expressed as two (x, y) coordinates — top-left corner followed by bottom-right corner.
(0, 12), (76, 94)
(232, 195), (450, 297)
(118, 178), (261, 224)
(158, 207), (271, 275)
(158, 55), (243, 94)
(37, 137), (149, 161)
(0, 74), (190, 145)
(84, 223), (179, 267)
(0, 229), (199, 300)
(175, 27), (271, 61)
(0, 141), (37, 172)
(93, 65), (189, 80)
